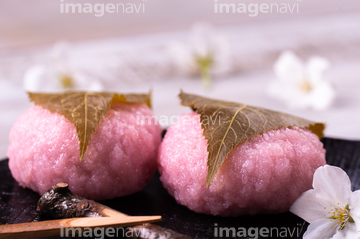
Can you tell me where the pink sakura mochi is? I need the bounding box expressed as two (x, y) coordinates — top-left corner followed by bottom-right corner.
(8, 103), (162, 201)
(157, 112), (326, 216)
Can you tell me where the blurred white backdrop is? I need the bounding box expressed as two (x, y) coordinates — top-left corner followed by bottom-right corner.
(0, 0), (360, 158)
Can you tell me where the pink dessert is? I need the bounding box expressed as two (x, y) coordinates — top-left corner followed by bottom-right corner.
(8, 103), (162, 201)
(157, 112), (326, 216)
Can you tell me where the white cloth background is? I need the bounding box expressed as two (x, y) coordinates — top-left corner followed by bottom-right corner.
(0, 0), (359, 158)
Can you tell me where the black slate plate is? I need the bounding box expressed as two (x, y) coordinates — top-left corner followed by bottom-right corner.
(1, 137), (360, 239)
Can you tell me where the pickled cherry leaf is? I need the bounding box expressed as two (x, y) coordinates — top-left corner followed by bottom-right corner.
(179, 91), (325, 187)
(28, 91), (151, 161)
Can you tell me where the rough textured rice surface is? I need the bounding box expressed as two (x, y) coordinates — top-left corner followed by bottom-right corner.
(157, 113), (326, 216)
(8, 103), (162, 201)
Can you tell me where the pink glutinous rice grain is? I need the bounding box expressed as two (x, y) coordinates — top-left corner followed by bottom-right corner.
(7, 103), (162, 201)
(157, 112), (326, 216)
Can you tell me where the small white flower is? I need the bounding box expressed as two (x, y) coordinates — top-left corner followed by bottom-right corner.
(23, 42), (103, 92)
(290, 165), (360, 239)
(168, 23), (231, 88)
(268, 51), (335, 110)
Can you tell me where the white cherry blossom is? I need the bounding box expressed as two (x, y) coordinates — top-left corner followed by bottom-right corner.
(24, 42), (103, 92)
(290, 165), (360, 239)
(268, 51), (335, 110)
(168, 23), (231, 88)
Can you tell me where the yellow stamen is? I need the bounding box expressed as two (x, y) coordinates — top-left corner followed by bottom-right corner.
(195, 53), (213, 89)
(325, 203), (354, 231)
(299, 79), (312, 92)
(60, 74), (74, 89)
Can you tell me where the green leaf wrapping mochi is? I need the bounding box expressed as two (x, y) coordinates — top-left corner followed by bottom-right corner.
(157, 92), (326, 216)
(7, 91), (161, 200)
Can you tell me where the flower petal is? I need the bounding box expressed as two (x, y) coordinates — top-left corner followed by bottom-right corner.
(189, 23), (213, 58)
(344, 224), (360, 239)
(349, 190), (360, 231)
(303, 218), (337, 239)
(313, 165), (352, 207)
(273, 51), (304, 82)
(23, 65), (48, 92)
(332, 231), (346, 239)
(167, 41), (195, 73)
(72, 72), (103, 92)
(308, 81), (335, 110)
(290, 189), (326, 223)
(51, 41), (71, 74)
(332, 224), (360, 239)
(267, 81), (298, 100)
(23, 65), (61, 92)
(209, 36), (231, 75)
(305, 56), (329, 84)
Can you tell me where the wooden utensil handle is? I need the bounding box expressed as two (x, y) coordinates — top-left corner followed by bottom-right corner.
(37, 183), (191, 239)
(0, 216), (161, 239)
